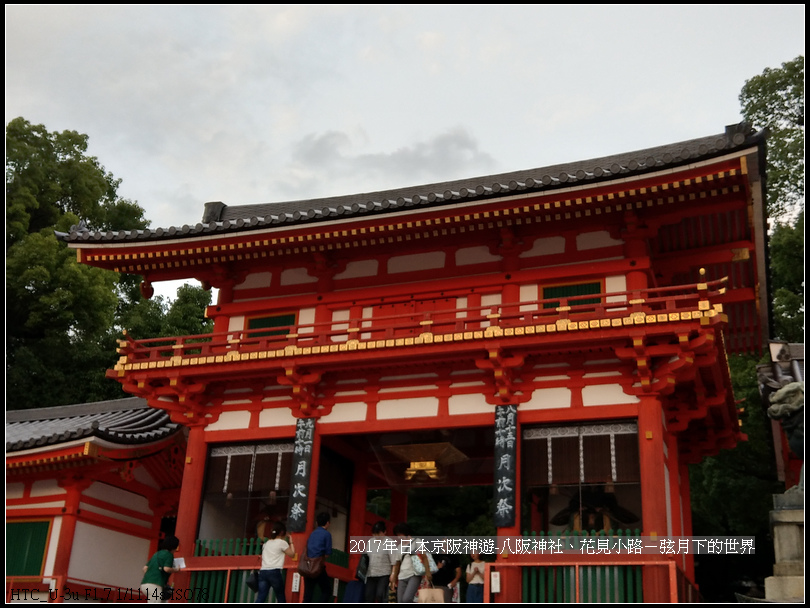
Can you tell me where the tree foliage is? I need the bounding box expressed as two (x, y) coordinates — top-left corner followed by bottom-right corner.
(739, 56), (804, 220)
(690, 58), (805, 600)
(769, 210), (804, 342)
(5, 118), (212, 409)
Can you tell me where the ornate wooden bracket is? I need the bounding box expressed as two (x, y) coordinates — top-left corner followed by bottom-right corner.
(277, 366), (329, 418)
(614, 330), (719, 396)
(476, 349), (532, 405)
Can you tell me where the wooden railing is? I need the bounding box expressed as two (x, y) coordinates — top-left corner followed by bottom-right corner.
(115, 278), (727, 367)
(185, 538), (351, 603)
(501, 529), (701, 603)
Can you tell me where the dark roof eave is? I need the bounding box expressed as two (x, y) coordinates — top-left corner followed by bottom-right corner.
(55, 123), (766, 244)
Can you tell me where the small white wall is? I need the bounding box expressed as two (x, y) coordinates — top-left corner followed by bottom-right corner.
(31, 480), (66, 497)
(234, 272), (273, 290)
(68, 521), (151, 589)
(259, 407), (298, 428)
(207, 410), (252, 431)
(376, 397), (439, 419)
(281, 268), (318, 285)
(83, 483), (150, 515)
(320, 403), (367, 423)
(456, 246), (500, 266)
(388, 252), (445, 274)
(448, 393), (492, 415)
(522, 387), (572, 410)
(520, 236), (566, 257)
(335, 260), (378, 279)
(582, 384), (638, 406)
(576, 230), (624, 250)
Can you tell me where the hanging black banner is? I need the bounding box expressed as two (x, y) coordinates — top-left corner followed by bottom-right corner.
(493, 404), (517, 528)
(287, 417), (315, 532)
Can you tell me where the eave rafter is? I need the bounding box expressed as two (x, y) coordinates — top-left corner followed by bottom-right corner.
(74, 164), (748, 280)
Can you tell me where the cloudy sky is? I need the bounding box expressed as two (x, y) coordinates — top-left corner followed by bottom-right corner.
(6, 5), (804, 297)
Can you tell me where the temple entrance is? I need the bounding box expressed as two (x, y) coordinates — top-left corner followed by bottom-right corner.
(322, 426), (497, 543)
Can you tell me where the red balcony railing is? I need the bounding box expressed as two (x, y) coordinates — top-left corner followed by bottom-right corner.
(115, 279), (727, 369)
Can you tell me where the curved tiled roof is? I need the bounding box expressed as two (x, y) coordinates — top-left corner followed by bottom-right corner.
(6, 397), (182, 452)
(55, 122), (766, 244)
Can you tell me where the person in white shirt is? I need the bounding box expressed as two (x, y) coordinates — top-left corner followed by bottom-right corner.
(390, 522), (431, 603)
(364, 521), (398, 603)
(465, 553), (486, 603)
(256, 521), (295, 603)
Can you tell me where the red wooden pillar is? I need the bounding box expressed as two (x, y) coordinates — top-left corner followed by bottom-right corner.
(51, 477), (91, 603)
(624, 219), (650, 293)
(679, 462), (696, 581)
(638, 394), (670, 602)
(172, 423), (207, 595)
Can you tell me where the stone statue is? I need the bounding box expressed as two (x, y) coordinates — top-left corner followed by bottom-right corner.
(767, 381), (804, 492)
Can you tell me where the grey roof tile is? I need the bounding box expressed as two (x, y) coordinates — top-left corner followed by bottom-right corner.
(55, 123), (765, 244)
(6, 398), (181, 452)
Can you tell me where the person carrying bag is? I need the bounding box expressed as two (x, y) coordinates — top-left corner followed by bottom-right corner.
(301, 512), (332, 603)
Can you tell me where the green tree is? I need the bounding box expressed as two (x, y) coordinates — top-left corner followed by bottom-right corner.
(739, 56), (804, 221)
(5, 117), (140, 248)
(690, 58), (805, 601)
(6, 118), (212, 409)
(768, 210), (804, 342)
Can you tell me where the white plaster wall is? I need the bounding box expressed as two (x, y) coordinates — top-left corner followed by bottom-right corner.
(520, 236), (566, 257)
(377, 397), (439, 419)
(335, 259), (378, 279)
(320, 402), (367, 423)
(79, 501), (151, 528)
(228, 315), (245, 333)
(206, 410), (252, 431)
(7, 500), (65, 511)
(331, 309), (350, 342)
(480, 293), (501, 327)
(281, 267), (318, 285)
(448, 393), (493, 415)
(43, 516), (62, 578)
(456, 246), (500, 266)
(605, 275), (626, 294)
(582, 384), (638, 406)
(605, 274), (628, 310)
(259, 407), (298, 428)
(84, 483), (150, 515)
(456, 297), (468, 319)
(7, 483), (25, 499)
(520, 284), (539, 312)
(234, 272), (273, 290)
(68, 521), (151, 589)
(298, 307), (316, 334)
(481, 293), (502, 308)
(361, 307), (374, 340)
(576, 230), (624, 250)
(388, 252), (445, 274)
(522, 387), (571, 410)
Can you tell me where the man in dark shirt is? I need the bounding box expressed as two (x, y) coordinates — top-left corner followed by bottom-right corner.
(304, 512), (333, 602)
(431, 553), (461, 602)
